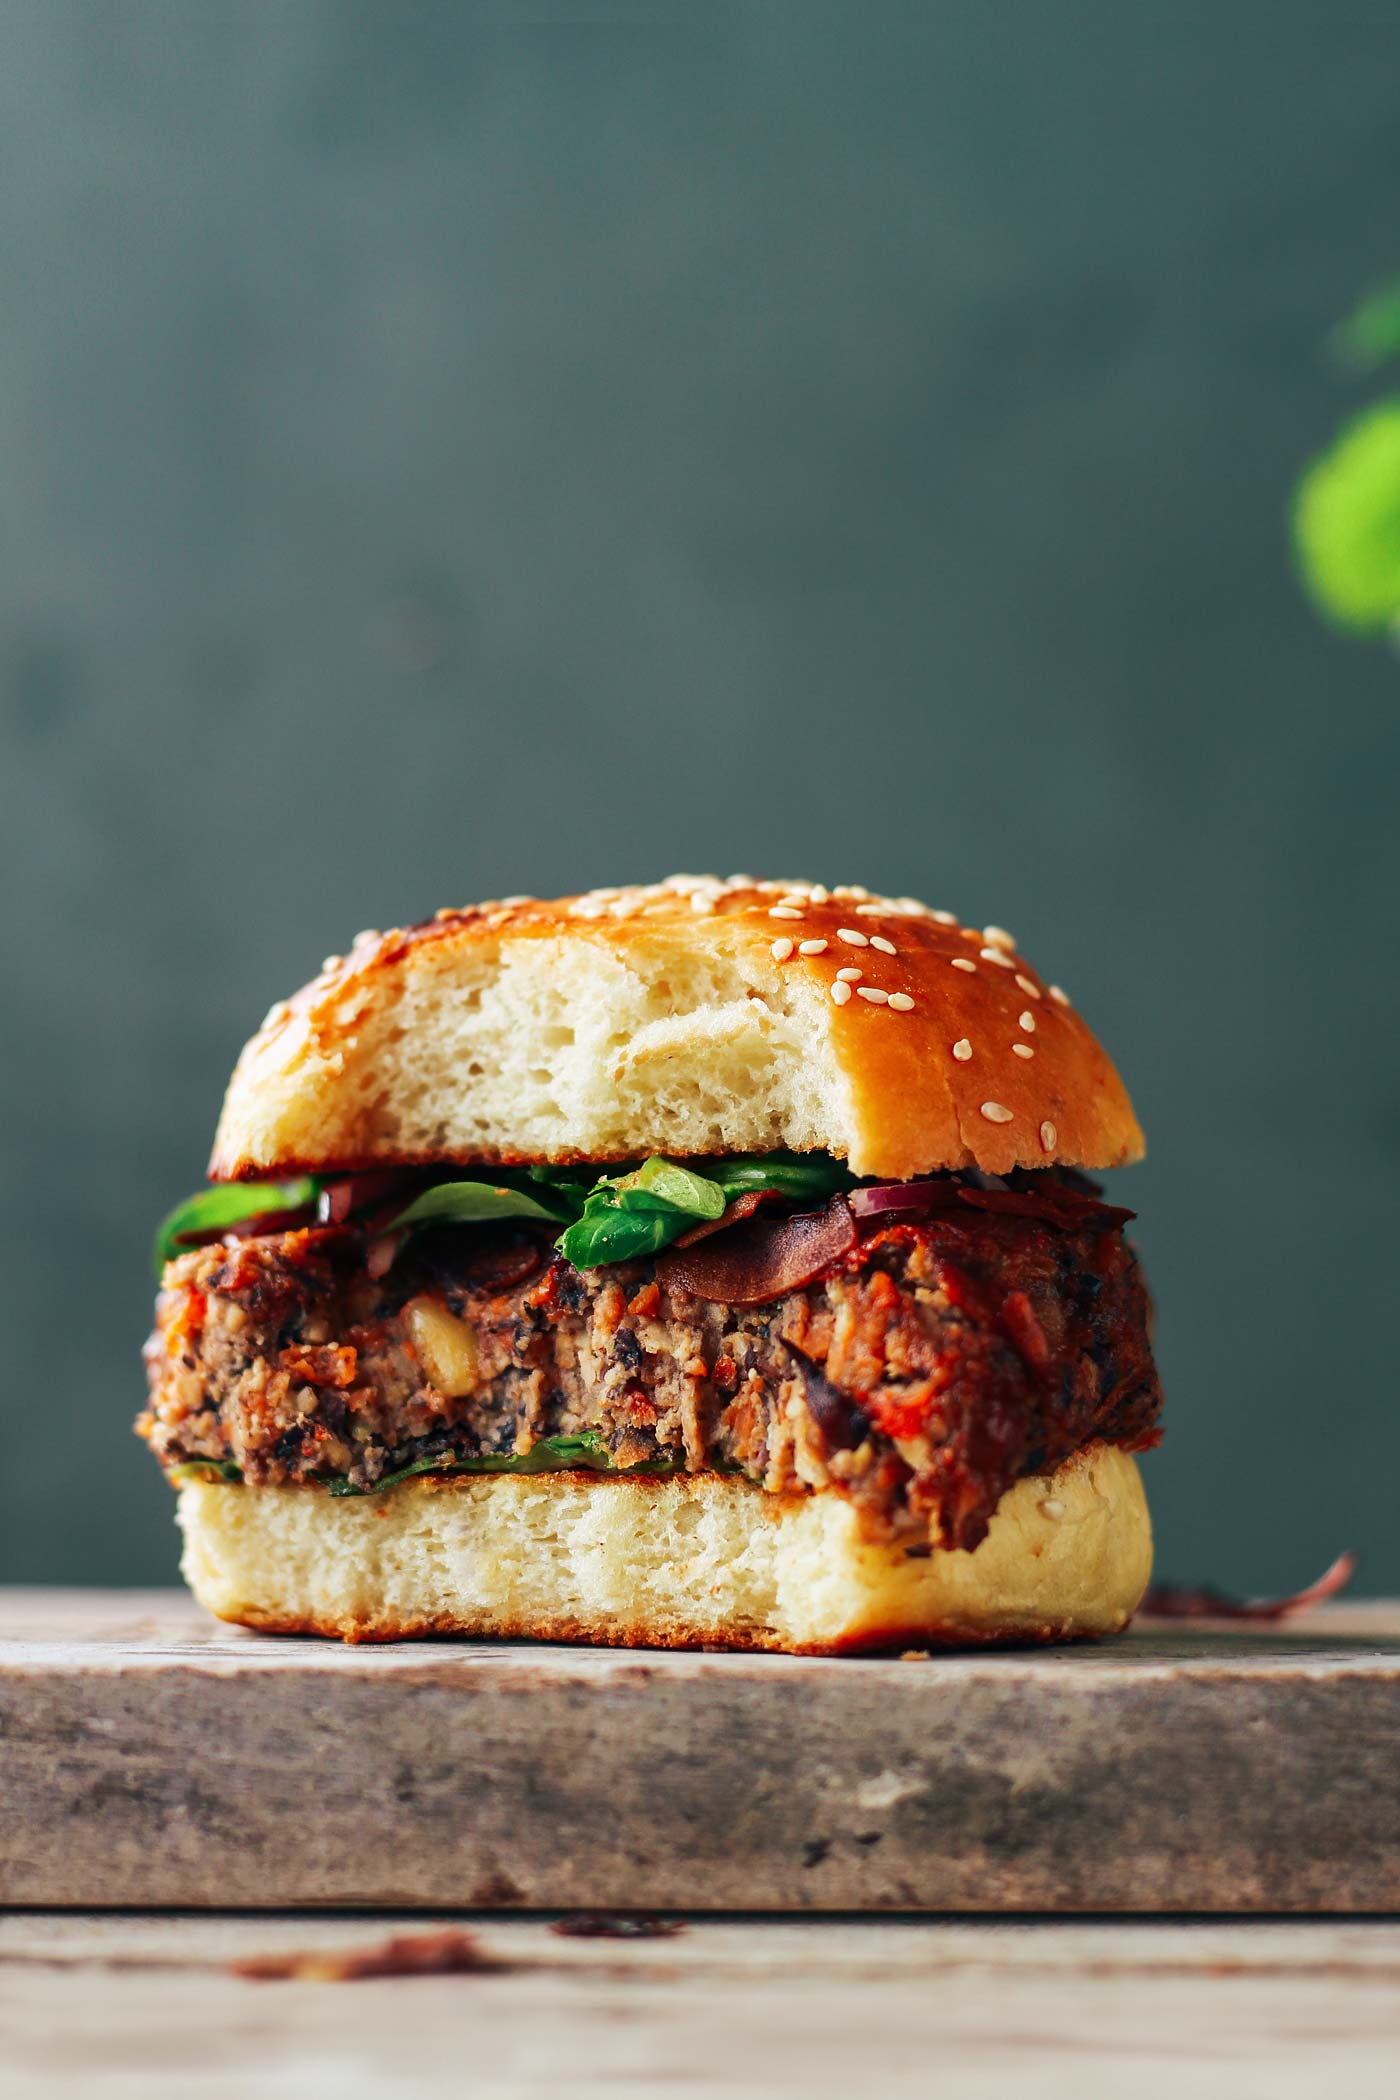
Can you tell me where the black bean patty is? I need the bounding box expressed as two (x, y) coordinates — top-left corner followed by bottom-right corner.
(141, 1202), (1161, 1551)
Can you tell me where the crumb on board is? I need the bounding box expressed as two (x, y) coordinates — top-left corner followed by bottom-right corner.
(551, 1913), (685, 1940)
(232, 1929), (500, 1982)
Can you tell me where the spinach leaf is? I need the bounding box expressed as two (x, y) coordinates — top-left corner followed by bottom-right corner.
(526, 1164), (603, 1214)
(166, 1458), (244, 1484)
(614, 1157), (726, 1218)
(327, 1432), (676, 1498)
(326, 1451), (466, 1497)
(553, 1152), (853, 1270)
(707, 1151), (853, 1205)
(388, 1177), (574, 1233)
(152, 1178), (322, 1279)
(557, 1201), (687, 1269)
(554, 1155), (726, 1269)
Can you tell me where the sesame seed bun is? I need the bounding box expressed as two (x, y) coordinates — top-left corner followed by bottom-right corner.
(175, 1442), (1152, 1653)
(209, 877), (1144, 1183)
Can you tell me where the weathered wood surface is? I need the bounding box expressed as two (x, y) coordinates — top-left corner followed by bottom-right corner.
(3, 1589), (1399, 1912)
(5, 1914), (1400, 2100)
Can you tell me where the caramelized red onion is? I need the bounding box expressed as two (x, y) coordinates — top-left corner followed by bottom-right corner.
(218, 1208), (318, 1240)
(847, 1176), (1134, 1233)
(1140, 1552), (1357, 1621)
(671, 1189), (780, 1249)
(318, 1170), (418, 1226)
(175, 1206), (317, 1252)
(955, 1185), (1136, 1230)
(657, 1194), (857, 1305)
(847, 1179), (950, 1220)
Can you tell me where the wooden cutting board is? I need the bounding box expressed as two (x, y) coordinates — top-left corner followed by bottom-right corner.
(3, 1590), (1397, 1912)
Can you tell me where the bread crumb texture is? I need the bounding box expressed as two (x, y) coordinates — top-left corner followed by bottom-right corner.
(177, 1442), (1151, 1652)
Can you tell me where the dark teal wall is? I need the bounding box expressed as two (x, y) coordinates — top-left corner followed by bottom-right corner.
(3, 4), (1397, 1590)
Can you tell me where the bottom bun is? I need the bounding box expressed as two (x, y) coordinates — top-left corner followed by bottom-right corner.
(176, 1441), (1151, 1653)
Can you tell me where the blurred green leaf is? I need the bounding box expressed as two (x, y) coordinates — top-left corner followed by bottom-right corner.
(1293, 400), (1400, 632)
(1330, 282), (1400, 372)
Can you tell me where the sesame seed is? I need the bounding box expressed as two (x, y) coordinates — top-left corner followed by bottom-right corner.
(979, 947), (1017, 969)
(433, 909), (456, 922)
(1012, 1043), (1034, 1059)
(983, 926), (1016, 951)
(690, 892), (717, 913)
(778, 893), (808, 908)
(952, 1039), (972, 1061)
(354, 929), (381, 943)
(798, 937), (829, 955)
(808, 883), (830, 902)
(321, 955), (344, 972)
(836, 966), (863, 982)
(854, 902), (884, 917)
(950, 957), (977, 974)
(830, 980), (853, 1006)
(769, 905), (803, 920)
(833, 885), (870, 900)
(1049, 984), (1071, 1007)
(771, 937), (794, 961)
(836, 927), (869, 947)
(980, 1101), (1014, 1124)
(1040, 1120), (1057, 1152)
(1018, 1010), (1036, 1033)
(888, 992), (915, 1011)
(1015, 975), (1041, 1000)
(869, 935), (897, 955)
(1041, 1497), (1066, 1521)
(857, 986), (889, 1003)
(930, 909), (958, 925)
(501, 894), (534, 907)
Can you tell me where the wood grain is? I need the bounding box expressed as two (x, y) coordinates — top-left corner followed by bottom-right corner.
(3, 1590), (1398, 1913)
(5, 1914), (1400, 2100)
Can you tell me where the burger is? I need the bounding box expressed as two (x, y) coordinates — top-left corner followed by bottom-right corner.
(139, 876), (1162, 1651)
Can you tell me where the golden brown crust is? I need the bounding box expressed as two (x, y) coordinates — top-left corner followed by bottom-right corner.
(210, 877), (1144, 1183)
(203, 1603), (1130, 1654)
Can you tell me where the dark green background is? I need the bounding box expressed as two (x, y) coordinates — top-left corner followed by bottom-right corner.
(3, 4), (1396, 1592)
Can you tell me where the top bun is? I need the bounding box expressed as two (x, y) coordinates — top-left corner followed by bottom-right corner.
(210, 877), (1144, 1183)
